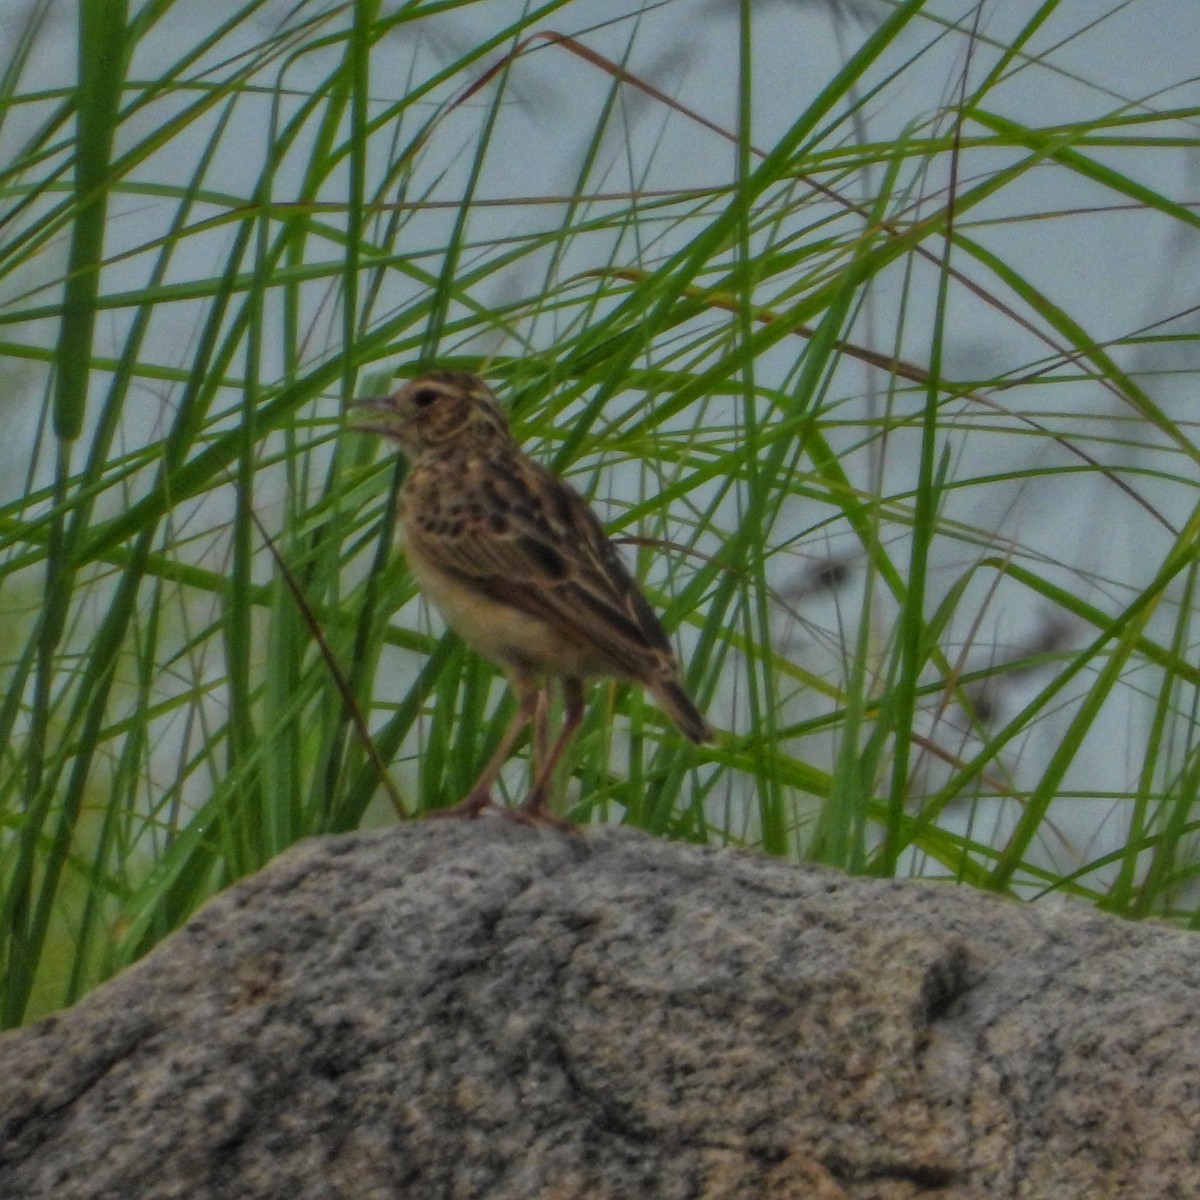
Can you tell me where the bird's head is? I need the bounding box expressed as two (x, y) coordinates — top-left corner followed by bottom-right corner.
(352, 370), (511, 456)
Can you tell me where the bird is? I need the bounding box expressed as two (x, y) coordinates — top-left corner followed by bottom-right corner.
(352, 369), (713, 825)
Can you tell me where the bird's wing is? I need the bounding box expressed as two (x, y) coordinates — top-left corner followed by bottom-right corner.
(404, 452), (677, 679)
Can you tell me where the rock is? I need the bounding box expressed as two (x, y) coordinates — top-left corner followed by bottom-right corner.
(0, 822), (1197, 1199)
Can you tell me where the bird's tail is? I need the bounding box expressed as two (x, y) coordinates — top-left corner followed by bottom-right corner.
(652, 678), (714, 744)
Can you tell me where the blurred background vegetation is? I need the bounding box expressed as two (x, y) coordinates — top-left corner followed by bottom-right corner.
(1, 0), (1198, 1026)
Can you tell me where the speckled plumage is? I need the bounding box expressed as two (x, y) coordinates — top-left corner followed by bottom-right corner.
(354, 370), (711, 823)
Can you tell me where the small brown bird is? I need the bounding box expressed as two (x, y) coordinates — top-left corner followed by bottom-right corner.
(353, 369), (712, 824)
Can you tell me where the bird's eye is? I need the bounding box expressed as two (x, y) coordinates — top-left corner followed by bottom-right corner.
(411, 387), (440, 409)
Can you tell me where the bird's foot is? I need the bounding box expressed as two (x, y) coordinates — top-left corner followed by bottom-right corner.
(504, 789), (580, 834)
(426, 788), (579, 833)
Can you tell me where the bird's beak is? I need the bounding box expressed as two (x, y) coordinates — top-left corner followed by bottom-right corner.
(349, 394), (400, 437)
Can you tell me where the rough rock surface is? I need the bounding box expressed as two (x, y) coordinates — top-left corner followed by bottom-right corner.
(1, 821), (1197, 1199)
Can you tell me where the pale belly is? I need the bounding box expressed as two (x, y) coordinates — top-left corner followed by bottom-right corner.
(404, 536), (617, 681)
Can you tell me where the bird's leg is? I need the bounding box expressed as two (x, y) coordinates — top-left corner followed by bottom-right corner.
(532, 685), (550, 781)
(519, 677), (585, 823)
(429, 676), (539, 819)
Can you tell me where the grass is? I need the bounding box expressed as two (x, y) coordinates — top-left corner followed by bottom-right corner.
(0, 0), (1198, 1026)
